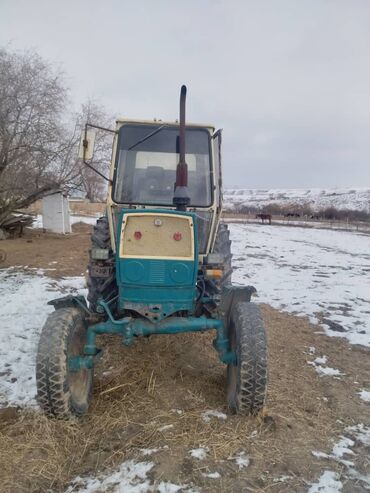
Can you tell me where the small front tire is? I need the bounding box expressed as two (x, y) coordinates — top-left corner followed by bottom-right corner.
(226, 302), (267, 415)
(36, 307), (93, 419)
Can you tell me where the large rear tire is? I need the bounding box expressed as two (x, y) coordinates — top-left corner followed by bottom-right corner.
(36, 308), (93, 419)
(87, 216), (118, 314)
(226, 302), (267, 415)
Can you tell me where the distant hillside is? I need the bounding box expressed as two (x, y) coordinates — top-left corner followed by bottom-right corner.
(224, 188), (370, 213)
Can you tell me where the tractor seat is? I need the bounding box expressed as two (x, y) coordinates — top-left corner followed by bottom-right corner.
(138, 166), (172, 202)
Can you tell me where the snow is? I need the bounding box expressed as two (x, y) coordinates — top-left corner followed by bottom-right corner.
(158, 424), (174, 432)
(201, 409), (227, 423)
(234, 452), (250, 470)
(346, 423), (370, 446)
(190, 447), (208, 460)
(312, 356), (327, 365)
(202, 472), (220, 479)
(228, 452), (250, 469)
(32, 214), (98, 229)
(358, 390), (370, 402)
(312, 437), (355, 467)
(66, 460), (197, 493)
(65, 460), (154, 493)
(230, 223), (370, 347)
(0, 268), (86, 407)
(311, 424), (370, 489)
(224, 187), (370, 213)
(308, 357), (344, 378)
(140, 447), (169, 456)
(308, 471), (342, 493)
(156, 482), (185, 493)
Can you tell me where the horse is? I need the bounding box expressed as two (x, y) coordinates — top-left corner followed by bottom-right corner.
(256, 213), (272, 225)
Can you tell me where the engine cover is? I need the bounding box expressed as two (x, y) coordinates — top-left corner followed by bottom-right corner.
(116, 210), (198, 321)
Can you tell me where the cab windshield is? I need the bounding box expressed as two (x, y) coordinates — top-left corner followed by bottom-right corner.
(113, 124), (212, 207)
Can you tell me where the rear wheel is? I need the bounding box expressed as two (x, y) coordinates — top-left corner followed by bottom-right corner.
(226, 302), (267, 415)
(36, 308), (93, 418)
(87, 216), (118, 314)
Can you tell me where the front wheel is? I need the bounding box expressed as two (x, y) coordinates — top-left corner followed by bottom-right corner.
(226, 302), (267, 415)
(36, 308), (93, 419)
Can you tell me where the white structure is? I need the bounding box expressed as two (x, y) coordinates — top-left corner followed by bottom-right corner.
(42, 191), (71, 234)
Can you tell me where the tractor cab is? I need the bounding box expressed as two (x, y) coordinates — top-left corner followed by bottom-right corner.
(109, 121), (219, 256)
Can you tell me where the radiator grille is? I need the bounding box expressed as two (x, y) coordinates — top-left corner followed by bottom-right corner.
(148, 261), (166, 283)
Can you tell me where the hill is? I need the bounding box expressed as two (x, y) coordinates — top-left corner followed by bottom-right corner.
(224, 188), (370, 213)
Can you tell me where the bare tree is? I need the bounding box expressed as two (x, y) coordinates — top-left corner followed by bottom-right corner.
(0, 48), (114, 226)
(74, 100), (114, 202)
(0, 48), (70, 224)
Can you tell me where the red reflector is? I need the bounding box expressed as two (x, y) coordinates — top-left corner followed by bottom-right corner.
(134, 231), (142, 240)
(173, 232), (182, 241)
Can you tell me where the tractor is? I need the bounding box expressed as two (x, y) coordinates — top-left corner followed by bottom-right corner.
(36, 86), (267, 419)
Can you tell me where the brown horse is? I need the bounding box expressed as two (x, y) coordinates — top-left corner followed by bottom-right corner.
(256, 213), (272, 225)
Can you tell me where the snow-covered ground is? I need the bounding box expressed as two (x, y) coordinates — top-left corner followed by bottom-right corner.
(231, 223), (370, 347)
(309, 424), (370, 491)
(0, 269), (86, 407)
(224, 187), (370, 212)
(31, 214), (99, 228)
(65, 459), (199, 493)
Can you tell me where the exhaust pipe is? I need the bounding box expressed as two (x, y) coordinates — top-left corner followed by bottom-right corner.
(173, 85), (190, 211)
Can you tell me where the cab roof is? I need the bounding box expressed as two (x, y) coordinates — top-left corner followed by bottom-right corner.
(115, 118), (215, 132)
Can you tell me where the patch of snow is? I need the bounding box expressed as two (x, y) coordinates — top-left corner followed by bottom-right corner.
(358, 390), (370, 402)
(308, 356), (343, 378)
(313, 356), (327, 365)
(157, 482), (185, 493)
(66, 460), (197, 493)
(311, 424), (370, 489)
(65, 459), (154, 493)
(201, 410), (227, 423)
(228, 452), (250, 469)
(308, 346), (316, 354)
(158, 424), (174, 432)
(308, 470), (343, 493)
(31, 214), (98, 229)
(331, 437), (355, 459)
(171, 409), (183, 415)
(230, 223), (370, 347)
(314, 366), (343, 377)
(312, 437), (354, 467)
(190, 447), (208, 460)
(0, 269), (85, 408)
(202, 472), (220, 479)
(346, 423), (370, 446)
(58, 276), (87, 291)
(140, 446), (169, 456)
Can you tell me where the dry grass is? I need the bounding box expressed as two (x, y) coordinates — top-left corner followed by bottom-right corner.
(2, 307), (368, 492)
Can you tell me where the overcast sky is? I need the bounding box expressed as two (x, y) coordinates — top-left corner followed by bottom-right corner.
(1, 0), (370, 188)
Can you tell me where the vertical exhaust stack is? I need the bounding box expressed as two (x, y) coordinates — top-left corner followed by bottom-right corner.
(173, 85), (190, 211)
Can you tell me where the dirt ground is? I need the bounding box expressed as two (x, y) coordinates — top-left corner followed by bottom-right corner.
(0, 224), (369, 492)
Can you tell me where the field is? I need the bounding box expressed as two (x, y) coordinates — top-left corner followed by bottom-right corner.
(0, 220), (369, 492)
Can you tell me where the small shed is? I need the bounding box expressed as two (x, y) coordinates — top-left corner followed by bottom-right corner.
(42, 190), (71, 234)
